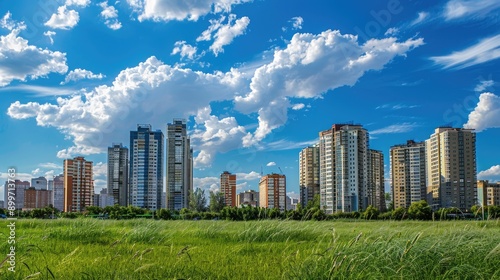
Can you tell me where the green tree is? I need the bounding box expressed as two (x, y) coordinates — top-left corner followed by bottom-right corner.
(209, 191), (225, 213)
(408, 200), (432, 220)
(362, 205), (380, 220)
(392, 207), (407, 220)
(306, 194), (320, 210)
(189, 188), (207, 212)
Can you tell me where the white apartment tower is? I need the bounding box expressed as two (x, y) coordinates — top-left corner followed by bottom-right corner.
(319, 124), (370, 214)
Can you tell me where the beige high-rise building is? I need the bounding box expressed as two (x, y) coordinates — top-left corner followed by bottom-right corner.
(477, 180), (500, 206)
(220, 171), (236, 207)
(299, 145), (320, 208)
(259, 174), (286, 211)
(425, 127), (476, 211)
(319, 124), (370, 214)
(64, 156), (94, 212)
(390, 140), (427, 209)
(370, 150), (386, 211)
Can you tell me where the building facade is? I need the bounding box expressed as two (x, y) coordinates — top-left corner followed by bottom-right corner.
(129, 124), (164, 211)
(24, 188), (52, 210)
(31, 176), (47, 190)
(64, 157), (94, 212)
(3, 180), (30, 210)
(259, 174), (286, 211)
(166, 119), (193, 211)
(319, 124), (370, 214)
(107, 143), (129, 206)
(236, 190), (259, 207)
(299, 145), (320, 208)
(477, 180), (500, 206)
(425, 127), (477, 211)
(53, 174), (64, 211)
(220, 171), (236, 207)
(370, 149), (386, 211)
(390, 140), (427, 209)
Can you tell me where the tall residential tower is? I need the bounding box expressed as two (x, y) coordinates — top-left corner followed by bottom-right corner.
(425, 127), (476, 211)
(63, 156), (94, 212)
(259, 174), (286, 211)
(107, 143), (129, 206)
(129, 125), (164, 210)
(299, 145), (320, 208)
(166, 119), (193, 211)
(220, 171), (236, 207)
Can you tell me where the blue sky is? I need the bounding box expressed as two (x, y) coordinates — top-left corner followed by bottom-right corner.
(1, 0), (500, 200)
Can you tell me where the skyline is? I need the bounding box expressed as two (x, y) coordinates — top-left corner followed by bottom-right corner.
(1, 0), (500, 200)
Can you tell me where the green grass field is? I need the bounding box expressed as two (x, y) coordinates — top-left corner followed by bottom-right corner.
(1, 219), (499, 279)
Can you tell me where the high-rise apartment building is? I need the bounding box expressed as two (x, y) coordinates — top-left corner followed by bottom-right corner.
(64, 157), (94, 212)
(53, 174), (64, 211)
(31, 176), (47, 190)
(236, 190), (259, 207)
(129, 124), (164, 211)
(3, 180), (30, 210)
(370, 149), (386, 211)
(24, 188), (52, 210)
(166, 119), (193, 211)
(259, 174), (286, 211)
(425, 127), (476, 210)
(477, 180), (500, 206)
(220, 171), (236, 207)
(390, 140), (427, 209)
(319, 124), (370, 214)
(107, 143), (129, 206)
(299, 145), (320, 208)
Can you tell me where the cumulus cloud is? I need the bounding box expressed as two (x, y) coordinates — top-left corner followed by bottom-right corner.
(171, 41), (198, 60)
(0, 20), (68, 87)
(128, 0), (251, 22)
(235, 171), (261, 181)
(1, 12), (17, 30)
(65, 0), (90, 7)
(100, 2), (122, 30)
(431, 34), (500, 69)
(61, 68), (105, 84)
(197, 14), (250, 56)
(193, 176), (219, 193)
(45, 6), (80, 30)
(464, 92), (500, 132)
(443, 0), (500, 20)
(411, 11), (429, 26)
(235, 30), (423, 144)
(291, 103), (305, 110)
(266, 161), (276, 167)
(478, 165), (500, 181)
(191, 106), (248, 167)
(8, 56), (246, 161)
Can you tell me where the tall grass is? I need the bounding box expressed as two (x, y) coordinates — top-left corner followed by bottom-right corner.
(0, 219), (498, 279)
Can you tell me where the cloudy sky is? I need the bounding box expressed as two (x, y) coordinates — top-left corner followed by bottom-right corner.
(1, 0), (500, 199)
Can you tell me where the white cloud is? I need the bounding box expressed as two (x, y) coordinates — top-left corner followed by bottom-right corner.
(191, 106), (248, 167)
(265, 138), (318, 151)
(193, 176), (219, 193)
(65, 0), (90, 7)
(7, 56), (246, 162)
(370, 123), (419, 135)
(266, 161), (276, 167)
(431, 34), (500, 69)
(32, 168), (42, 176)
(376, 103), (419, 110)
(235, 30), (423, 144)
(444, 0), (500, 20)
(197, 15), (226, 42)
(100, 2), (122, 30)
(44, 31), (56, 44)
(475, 80), (494, 92)
(291, 103), (305, 110)
(290, 16), (303, 30)
(1, 12), (17, 30)
(0, 85), (75, 97)
(128, 0), (251, 22)
(478, 165), (500, 181)
(45, 6), (80, 30)
(171, 41), (198, 60)
(411, 11), (429, 26)
(0, 23), (68, 87)
(464, 92), (500, 132)
(39, 162), (63, 169)
(384, 27), (399, 36)
(93, 162), (107, 177)
(62, 68), (105, 84)
(235, 171), (261, 181)
(205, 14), (250, 56)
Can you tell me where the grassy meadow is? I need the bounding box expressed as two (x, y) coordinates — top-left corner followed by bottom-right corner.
(0, 219), (499, 279)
